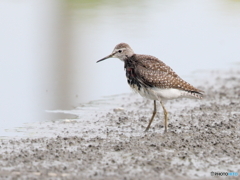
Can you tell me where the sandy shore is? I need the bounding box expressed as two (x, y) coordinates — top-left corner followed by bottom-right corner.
(0, 68), (240, 180)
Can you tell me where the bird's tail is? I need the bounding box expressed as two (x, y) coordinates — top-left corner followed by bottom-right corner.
(182, 90), (204, 99)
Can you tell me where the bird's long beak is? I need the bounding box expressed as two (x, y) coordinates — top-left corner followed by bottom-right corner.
(96, 52), (116, 63)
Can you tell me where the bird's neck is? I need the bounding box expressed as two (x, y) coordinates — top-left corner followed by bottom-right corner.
(122, 54), (135, 61)
(124, 54), (137, 69)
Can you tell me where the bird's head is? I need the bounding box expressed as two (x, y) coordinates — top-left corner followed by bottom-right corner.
(97, 43), (134, 63)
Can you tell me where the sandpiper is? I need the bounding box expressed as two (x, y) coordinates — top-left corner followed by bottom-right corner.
(97, 43), (203, 133)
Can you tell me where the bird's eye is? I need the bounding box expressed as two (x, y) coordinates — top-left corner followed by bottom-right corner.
(118, 50), (122, 53)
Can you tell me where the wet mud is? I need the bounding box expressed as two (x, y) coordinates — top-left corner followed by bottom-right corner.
(0, 68), (240, 180)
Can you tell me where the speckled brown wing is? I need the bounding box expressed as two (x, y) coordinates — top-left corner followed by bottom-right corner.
(134, 54), (203, 93)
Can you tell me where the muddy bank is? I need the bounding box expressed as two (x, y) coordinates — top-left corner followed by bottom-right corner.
(0, 68), (240, 180)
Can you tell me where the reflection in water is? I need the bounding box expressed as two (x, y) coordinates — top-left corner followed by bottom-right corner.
(0, 0), (240, 136)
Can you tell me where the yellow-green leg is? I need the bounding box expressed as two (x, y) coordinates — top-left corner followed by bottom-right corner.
(144, 100), (157, 132)
(160, 101), (168, 133)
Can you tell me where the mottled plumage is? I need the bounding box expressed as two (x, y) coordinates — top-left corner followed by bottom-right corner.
(125, 54), (203, 100)
(97, 43), (203, 133)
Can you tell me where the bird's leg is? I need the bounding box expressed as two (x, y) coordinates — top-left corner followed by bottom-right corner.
(145, 100), (157, 132)
(160, 101), (168, 133)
